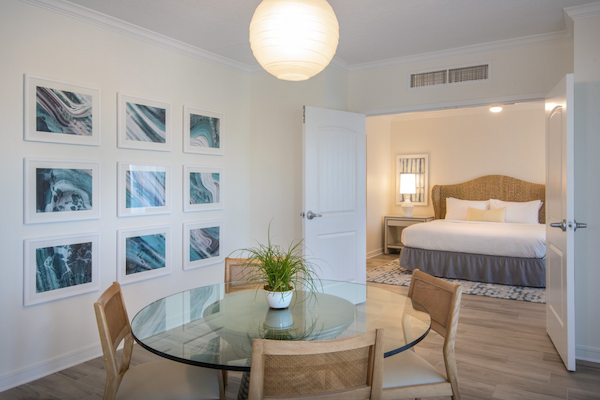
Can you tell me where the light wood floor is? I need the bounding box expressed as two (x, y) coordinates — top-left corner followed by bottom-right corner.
(1, 253), (599, 400)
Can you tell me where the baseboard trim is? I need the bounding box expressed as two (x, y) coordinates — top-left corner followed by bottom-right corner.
(367, 248), (384, 259)
(0, 344), (102, 392)
(577, 345), (600, 364)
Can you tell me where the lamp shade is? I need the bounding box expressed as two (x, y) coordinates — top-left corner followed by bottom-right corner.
(249, 0), (339, 81)
(400, 173), (417, 195)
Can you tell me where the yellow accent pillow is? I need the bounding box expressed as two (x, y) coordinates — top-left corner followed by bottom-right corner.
(467, 207), (506, 223)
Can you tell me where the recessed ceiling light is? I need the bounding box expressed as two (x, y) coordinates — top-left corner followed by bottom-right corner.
(490, 105), (503, 113)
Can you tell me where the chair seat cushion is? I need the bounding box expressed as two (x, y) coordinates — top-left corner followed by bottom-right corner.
(116, 360), (221, 400)
(383, 350), (447, 388)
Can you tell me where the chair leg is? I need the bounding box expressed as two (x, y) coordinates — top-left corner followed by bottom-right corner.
(218, 370), (226, 400)
(222, 370), (228, 387)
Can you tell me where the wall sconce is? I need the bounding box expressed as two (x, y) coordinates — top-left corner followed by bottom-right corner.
(400, 173), (417, 217)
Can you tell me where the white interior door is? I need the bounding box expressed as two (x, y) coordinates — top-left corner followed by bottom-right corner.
(545, 74), (576, 371)
(303, 106), (366, 284)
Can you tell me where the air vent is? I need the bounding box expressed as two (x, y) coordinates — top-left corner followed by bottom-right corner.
(411, 70), (446, 88)
(410, 63), (490, 88)
(448, 64), (488, 83)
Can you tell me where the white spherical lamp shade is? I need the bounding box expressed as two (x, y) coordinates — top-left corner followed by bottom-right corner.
(249, 0), (339, 81)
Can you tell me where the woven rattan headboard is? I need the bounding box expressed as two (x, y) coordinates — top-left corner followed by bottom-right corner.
(431, 175), (546, 223)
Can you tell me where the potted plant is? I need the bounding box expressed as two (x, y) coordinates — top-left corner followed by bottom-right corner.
(232, 225), (320, 309)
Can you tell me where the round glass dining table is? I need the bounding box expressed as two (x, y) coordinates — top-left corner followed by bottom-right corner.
(131, 280), (431, 373)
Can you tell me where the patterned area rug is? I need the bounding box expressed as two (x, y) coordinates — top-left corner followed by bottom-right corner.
(367, 260), (545, 303)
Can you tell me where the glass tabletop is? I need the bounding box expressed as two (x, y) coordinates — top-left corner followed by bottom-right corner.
(131, 280), (431, 372)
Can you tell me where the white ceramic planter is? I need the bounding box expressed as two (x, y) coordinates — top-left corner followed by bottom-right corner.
(265, 289), (293, 309)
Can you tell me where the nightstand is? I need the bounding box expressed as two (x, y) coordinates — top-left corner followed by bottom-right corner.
(384, 215), (434, 254)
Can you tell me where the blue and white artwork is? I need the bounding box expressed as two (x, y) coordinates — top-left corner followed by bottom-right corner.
(36, 86), (93, 136)
(184, 107), (223, 155)
(189, 172), (220, 204)
(35, 241), (93, 293)
(119, 163), (171, 217)
(126, 170), (166, 208)
(24, 233), (100, 306)
(190, 226), (220, 262)
(184, 221), (223, 270)
(126, 233), (166, 275)
(36, 168), (93, 213)
(184, 166), (223, 212)
(25, 158), (100, 224)
(190, 114), (220, 149)
(25, 75), (100, 146)
(118, 226), (171, 284)
(125, 102), (166, 143)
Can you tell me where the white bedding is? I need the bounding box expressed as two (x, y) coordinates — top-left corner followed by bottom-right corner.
(401, 219), (546, 258)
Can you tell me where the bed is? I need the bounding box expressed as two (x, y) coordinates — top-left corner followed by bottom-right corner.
(399, 175), (546, 287)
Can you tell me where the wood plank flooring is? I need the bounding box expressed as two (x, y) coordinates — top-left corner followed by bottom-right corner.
(1, 253), (598, 400)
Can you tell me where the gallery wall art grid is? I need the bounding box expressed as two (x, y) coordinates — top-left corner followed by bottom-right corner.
(21, 73), (227, 301)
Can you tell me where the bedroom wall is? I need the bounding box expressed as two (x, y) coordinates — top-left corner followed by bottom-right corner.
(388, 103), (546, 217)
(0, 0), (350, 391)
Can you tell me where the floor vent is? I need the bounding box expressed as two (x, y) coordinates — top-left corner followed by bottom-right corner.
(410, 64), (489, 88)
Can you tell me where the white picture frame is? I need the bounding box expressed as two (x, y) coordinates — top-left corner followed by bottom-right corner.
(118, 162), (171, 217)
(183, 166), (223, 212)
(183, 221), (223, 270)
(117, 225), (172, 285)
(24, 158), (101, 224)
(396, 154), (429, 206)
(24, 74), (101, 146)
(118, 93), (172, 151)
(24, 233), (100, 306)
(183, 106), (223, 155)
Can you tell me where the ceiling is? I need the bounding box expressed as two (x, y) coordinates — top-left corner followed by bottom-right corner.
(62, 0), (599, 69)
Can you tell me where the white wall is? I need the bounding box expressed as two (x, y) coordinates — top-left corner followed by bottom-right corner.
(248, 67), (349, 245)
(348, 42), (574, 115)
(573, 13), (600, 363)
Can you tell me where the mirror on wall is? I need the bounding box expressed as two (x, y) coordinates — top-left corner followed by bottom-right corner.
(396, 154), (429, 206)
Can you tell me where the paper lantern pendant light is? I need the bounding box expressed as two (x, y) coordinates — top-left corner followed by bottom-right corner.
(249, 0), (339, 81)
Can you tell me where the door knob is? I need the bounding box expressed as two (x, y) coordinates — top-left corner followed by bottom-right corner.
(550, 220), (567, 232)
(306, 211), (322, 220)
(574, 220), (588, 232)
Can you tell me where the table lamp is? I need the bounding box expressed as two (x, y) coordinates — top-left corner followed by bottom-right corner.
(400, 173), (417, 217)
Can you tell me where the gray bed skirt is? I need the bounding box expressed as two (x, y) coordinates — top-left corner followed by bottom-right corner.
(400, 247), (546, 288)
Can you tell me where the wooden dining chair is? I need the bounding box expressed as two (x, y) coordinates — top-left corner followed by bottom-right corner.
(94, 282), (225, 400)
(382, 269), (463, 400)
(248, 329), (385, 400)
(224, 257), (256, 293)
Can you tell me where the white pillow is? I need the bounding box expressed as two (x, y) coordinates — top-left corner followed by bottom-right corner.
(489, 199), (542, 224)
(445, 198), (490, 221)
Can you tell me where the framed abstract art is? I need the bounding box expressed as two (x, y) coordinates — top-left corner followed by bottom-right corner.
(24, 74), (100, 146)
(24, 158), (100, 224)
(117, 226), (171, 285)
(118, 162), (171, 217)
(24, 233), (100, 306)
(183, 106), (223, 155)
(118, 93), (172, 151)
(183, 221), (223, 270)
(183, 166), (223, 212)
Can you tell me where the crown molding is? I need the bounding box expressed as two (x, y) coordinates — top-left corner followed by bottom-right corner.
(348, 30), (572, 73)
(565, 2), (600, 20)
(20, 0), (255, 74)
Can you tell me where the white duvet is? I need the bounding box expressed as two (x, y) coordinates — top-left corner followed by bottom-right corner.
(400, 219), (546, 258)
